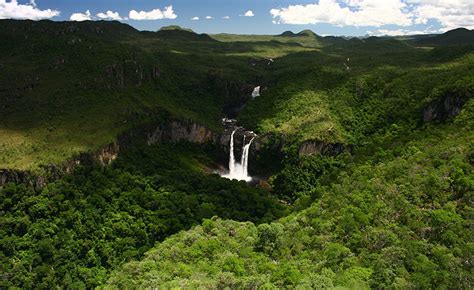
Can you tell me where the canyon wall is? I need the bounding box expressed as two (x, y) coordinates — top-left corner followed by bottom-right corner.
(0, 119), (218, 190)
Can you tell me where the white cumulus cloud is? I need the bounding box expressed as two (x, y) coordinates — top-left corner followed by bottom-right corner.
(205, 15), (213, 20)
(242, 10), (254, 17)
(223, 15), (230, 19)
(191, 16), (199, 20)
(0, 0), (60, 20)
(270, 0), (474, 30)
(407, 0), (474, 30)
(371, 27), (440, 36)
(97, 10), (122, 20)
(70, 10), (92, 21)
(129, 5), (177, 20)
(270, 0), (412, 27)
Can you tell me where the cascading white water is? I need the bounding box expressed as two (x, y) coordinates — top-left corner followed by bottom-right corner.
(251, 86), (260, 99)
(241, 136), (254, 177)
(222, 128), (254, 182)
(228, 129), (237, 175)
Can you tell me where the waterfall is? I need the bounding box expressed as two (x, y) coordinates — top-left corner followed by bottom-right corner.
(241, 137), (254, 177)
(228, 129), (237, 176)
(251, 86), (260, 99)
(222, 129), (254, 182)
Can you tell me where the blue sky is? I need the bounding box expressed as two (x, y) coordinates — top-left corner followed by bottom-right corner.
(1, 0), (473, 36)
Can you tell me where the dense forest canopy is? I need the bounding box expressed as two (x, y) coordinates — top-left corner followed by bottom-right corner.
(0, 20), (473, 289)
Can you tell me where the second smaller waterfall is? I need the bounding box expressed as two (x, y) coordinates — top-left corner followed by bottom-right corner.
(251, 86), (260, 99)
(222, 129), (255, 182)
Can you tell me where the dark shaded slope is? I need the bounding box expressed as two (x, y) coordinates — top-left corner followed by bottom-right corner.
(280, 31), (297, 37)
(0, 19), (139, 41)
(155, 28), (216, 42)
(0, 20), (264, 170)
(410, 28), (474, 46)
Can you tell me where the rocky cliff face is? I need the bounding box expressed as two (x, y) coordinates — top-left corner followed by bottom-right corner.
(148, 120), (217, 144)
(423, 93), (470, 123)
(218, 118), (259, 155)
(298, 140), (348, 156)
(0, 169), (45, 191)
(0, 141), (121, 191)
(1, 117), (353, 189)
(0, 119), (217, 190)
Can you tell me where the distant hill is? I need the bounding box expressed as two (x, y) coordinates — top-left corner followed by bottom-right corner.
(158, 25), (194, 33)
(280, 31), (297, 37)
(321, 35), (351, 46)
(279, 30), (319, 38)
(297, 29), (318, 37)
(0, 20), (215, 43)
(279, 27), (474, 48)
(409, 28), (474, 46)
(155, 25), (215, 42)
(0, 19), (138, 41)
(318, 35), (412, 51)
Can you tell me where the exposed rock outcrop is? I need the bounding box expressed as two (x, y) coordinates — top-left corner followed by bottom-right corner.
(218, 118), (258, 156)
(148, 120), (217, 144)
(298, 140), (347, 156)
(0, 169), (44, 191)
(94, 141), (121, 166)
(423, 93), (471, 123)
(0, 119), (217, 190)
(1, 117), (352, 189)
(0, 141), (121, 191)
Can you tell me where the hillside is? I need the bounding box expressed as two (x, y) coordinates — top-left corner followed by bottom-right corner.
(108, 28), (473, 288)
(210, 29), (324, 49)
(0, 20), (473, 289)
(108, 91), (474, 289)
(3, 21), (471, 172)
(0, 20), (267, 171)
(408, 28), (474, 47)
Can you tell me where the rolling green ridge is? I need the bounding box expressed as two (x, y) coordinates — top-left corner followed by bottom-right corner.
(1, 20), (472, 171)
(1, 20), (473, 289)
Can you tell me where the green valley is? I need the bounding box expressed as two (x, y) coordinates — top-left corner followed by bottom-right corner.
(0, 19), (473, 289)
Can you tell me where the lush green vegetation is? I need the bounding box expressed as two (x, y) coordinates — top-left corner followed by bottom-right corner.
(0, 143), (283, 288)
(1, 20), (472, 170)
(1, 20), (473, 289)
(107, 100), (473, 289)
(239, 38), (474, 149)
(0, 20), (269, 170)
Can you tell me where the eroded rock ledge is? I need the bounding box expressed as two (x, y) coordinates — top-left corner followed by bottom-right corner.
(0, 119), (218, 190)
(147, 120), (217, 144)
(423, 93), (471, 123)
(298, 140), (348, 156)
(1, 118), (352, 189)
